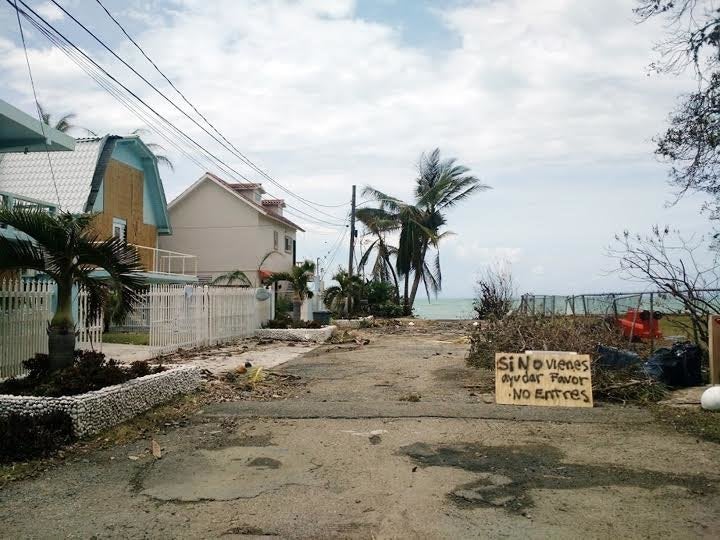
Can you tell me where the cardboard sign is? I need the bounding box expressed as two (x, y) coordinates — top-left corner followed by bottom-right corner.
(495, 352), (593, 408)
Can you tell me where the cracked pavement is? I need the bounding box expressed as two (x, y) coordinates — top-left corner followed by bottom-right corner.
(2, 322), (720, 539)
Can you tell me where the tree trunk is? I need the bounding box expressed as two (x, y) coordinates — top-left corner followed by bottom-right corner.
(292, 299), (302, 322)
(48, 278), (76, 370)
(403, 274), (411, 316)
(407, 244), (429, 312)
(408, 269), (423, 314)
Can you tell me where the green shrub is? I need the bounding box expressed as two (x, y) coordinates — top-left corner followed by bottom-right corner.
(0, 352), (165, 397)
(275, 295), (293, 314)
(262, 316), (322, 329)
(369, 302), (404, 318)
(0, 411), (75, 462)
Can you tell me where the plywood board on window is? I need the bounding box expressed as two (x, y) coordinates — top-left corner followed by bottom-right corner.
(495, 352), (593, 408)
(91, 159), (157, 271)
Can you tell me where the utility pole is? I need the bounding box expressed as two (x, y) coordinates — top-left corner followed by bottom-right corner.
(347, 184), (357, 315)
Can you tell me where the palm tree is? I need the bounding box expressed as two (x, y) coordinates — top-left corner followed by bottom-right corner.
(363, 148), (488, 315)
(265, 260), (316, 322)
(211, 269), (252, 286)
(37, 103), (95, 135)
(0, 208), (145, 370)
(355, 207), (400, 303)
(323, 268), (364, 314)
(131, 128), (174, 171)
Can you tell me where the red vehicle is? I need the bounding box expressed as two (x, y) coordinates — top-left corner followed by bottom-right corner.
(617, 309), (663, 340)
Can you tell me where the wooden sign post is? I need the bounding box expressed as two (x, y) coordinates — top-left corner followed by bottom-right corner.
(709, 315), (720, 385)
(495, 352), (593, 408)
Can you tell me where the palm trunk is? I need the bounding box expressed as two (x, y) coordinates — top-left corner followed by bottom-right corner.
(48, 278), (76, 370)
(403, 274), (410, 316)
(292, 298), (302, 322)
(407, 244), (428, 313)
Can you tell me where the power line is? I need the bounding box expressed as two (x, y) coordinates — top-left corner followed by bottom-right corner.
(9, 0), (348, 228)
(51, 0), (347, 217)
(12, 0), (61, 209)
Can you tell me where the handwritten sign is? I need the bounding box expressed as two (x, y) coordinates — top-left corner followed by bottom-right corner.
(495, 352), (593, 408)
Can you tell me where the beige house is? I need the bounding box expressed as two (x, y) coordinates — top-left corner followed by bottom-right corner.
(159, 172), (303, 285)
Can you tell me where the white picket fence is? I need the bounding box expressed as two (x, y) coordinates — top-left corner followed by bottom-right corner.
(148, 284), (273, 354)
(0, 280), (103, 379)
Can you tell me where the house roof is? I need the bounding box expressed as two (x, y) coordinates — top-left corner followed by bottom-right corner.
(262, 199), (286, 207)
(0, 135), (172, 234)
(0, 99), (75, 153)
(169, 172), (304, 232)
(228, 182), (265, 193)
(0, 137), (111, 212)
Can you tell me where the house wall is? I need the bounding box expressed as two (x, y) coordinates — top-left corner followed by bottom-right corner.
(92, 159), (157, 270)
(158, 178), (296, 285)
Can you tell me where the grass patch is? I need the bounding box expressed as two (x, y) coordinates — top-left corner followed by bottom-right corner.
(653, 405), (720, 444)
(103, 332), (150, 346)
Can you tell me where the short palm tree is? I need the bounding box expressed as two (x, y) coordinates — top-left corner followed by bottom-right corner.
(363, 148), (488, 315)
(355, 207), (400, 303)
(211, 269), (252, 286)
(0, 208), (145, 370)
(323, 268), (364, 314)
(265, 260), (315, 322)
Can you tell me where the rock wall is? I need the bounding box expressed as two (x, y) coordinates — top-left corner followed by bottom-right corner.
(0, 366), (202, 438)
(255, 325), (336, 343)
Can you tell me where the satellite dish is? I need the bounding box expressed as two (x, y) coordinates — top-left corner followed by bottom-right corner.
(255, 288), (271, 301)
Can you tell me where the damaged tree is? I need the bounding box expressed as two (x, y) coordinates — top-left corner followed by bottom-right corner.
(609, 225), (720, 350)
(636, 0), (720, 219)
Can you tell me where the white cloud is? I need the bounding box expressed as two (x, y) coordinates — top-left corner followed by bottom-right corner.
(0, 0), (707, 296)
(34, 2), (65, 22)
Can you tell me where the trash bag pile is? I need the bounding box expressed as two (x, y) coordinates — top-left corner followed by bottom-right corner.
(596, 342), (703, 388)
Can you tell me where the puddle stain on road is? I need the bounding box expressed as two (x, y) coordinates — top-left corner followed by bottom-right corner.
(400, 442), (715, 513)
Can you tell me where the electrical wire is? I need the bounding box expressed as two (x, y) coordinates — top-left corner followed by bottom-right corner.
(12, 0), (61, 209)
(9, 0), (349, 228)
(52, 0), (348, 216)
(91, 0), (349, 212)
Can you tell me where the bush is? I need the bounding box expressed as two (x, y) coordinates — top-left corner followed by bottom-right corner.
(0, 352), (165, 397)
(467, 314), (665, 404)
(0, 411), (75, 462)
(275, 295), (293, 315)
(473, 263), (514, 320)
(262, 315), (321, 329)
(368, 302), (405, 318)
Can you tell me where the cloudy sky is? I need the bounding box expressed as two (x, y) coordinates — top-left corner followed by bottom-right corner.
(0, 0), (711, 298)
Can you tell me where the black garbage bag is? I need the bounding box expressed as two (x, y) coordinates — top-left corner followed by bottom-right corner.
(643, 342), (702, 387)
(596, 345), (642, 370)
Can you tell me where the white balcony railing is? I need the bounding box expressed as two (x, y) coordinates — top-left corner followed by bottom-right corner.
(131, 244), (198, 277)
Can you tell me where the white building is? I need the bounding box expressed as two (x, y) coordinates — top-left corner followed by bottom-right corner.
(159, 172), (303, 285)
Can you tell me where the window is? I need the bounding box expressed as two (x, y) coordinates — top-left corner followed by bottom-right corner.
(112, 218), (127, 241)
(273, 230), (279, 250)
(284, 235), (292, 252)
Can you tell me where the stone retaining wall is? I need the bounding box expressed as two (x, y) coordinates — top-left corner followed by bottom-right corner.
(333, 316), (374, 329)
(0, 366), (202, 438)
(255, 325), (336, 343)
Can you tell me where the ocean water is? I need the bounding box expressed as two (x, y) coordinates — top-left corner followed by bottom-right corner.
(413, 298), (474, 320)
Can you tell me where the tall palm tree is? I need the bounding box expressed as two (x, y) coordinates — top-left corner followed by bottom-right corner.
(265, 260), (316, 322)
(131, 128), (174, 171)
(323, 268), (363, 314)
(211, 269), (252, 286)
(0, 208), (145, 370)
(363, 148), (488, 315)
(37, 103), (95, 135)
(355, 207), (400, 303)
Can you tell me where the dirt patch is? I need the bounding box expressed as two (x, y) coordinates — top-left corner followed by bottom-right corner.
(247, 457), (282, 469)
(400, 441), (715, 514)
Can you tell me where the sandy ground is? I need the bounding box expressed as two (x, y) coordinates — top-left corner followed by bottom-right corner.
(2, 321), (720, 539)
